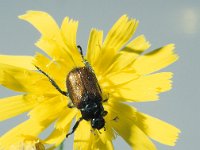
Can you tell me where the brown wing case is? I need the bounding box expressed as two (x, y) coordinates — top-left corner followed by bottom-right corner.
(66, 67), (102, 108)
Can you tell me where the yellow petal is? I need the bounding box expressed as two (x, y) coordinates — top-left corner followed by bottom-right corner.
(34, 53), (61, 79)
(103, 35), (150, 75)
(100, 52), (138, 77)
(97, 122), (115, 143)
(0, 63), (60, 95)
(44, 129), (67, 147)
(95, 15), (138, 75)
(28, 96), (66, 124)
(112, 72), (173, 102)
(86, 29), (103, 67)
(44, 116), (73, 147)
(19, 11), (60, 40)
(0, 95), (37, 121)
(100, 70), (139, 87)
(73, 112), (114, 150)
(19, 11), (84, 68)
(93, 140), (114, 150)
(0, 55), (35, 70)
(0, 63), (40, 92)
(73, 113), (92, 150)
(33, 53), (70, 90)
(103, 15), (138, 53)
(108, 103), (156, 150)
(135, 112), (180, 146)
(104, 141), (114, 150)
(35, 36), (79, 71)
(35, 37), (68, 61)
(0, 119), (51, 150)
(123, 35), (151, 53)
(133, 44), (178, 75)
(19, 11), (78, 67)
(61, 17), (78, 52)
(61, 17), (78, 49)
(55, 108), (77, 130)
(9, 135), (45, 150)
(61, 17), (84, 67)
(106, 100), (137, 119)
(114, 124), (156, 150)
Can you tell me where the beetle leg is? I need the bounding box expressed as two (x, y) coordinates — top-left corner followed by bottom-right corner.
(90, 129), (96, 135)
(77, 48), (103, 94)
(77, 45), (83, 57)
(35, 65), (69, 96)
(102, 99), (108, 103)
(77, 45), (95, 72)
(102, 110), (108, 116)
(66, 117), (83, 138)
(84, 59), (94, 72)
(102, 93), (109, 103)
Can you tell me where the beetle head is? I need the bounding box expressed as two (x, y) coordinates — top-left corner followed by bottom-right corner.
(91, 117), (105, 130)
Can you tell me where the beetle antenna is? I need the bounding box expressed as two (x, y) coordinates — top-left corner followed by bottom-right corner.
(66, 117), (83, 138)
(98, 130), (102, 134)
(77, 45), (83, 57)
(35, 65), (68, 96)
(90, 129), (96, 136)
(77, 45), (94, 73)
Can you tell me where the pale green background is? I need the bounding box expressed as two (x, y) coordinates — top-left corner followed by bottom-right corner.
(0, 0), (199, 149)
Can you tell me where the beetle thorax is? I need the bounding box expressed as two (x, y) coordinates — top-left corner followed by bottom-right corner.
(80, 101), (103, 120)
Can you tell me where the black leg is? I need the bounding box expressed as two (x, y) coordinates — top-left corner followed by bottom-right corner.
(102, 99), (108, 103)
(98, 130), (102, 134)
(77, 45), (83, 57)
(35, 65), (68, 96)
(90, 129), (96, 135)
(66, 117), (83, 138)
(102, 110), (108, 116)
(77, 45), (95, 74)
(77, 45), (103, 99)
(102, 93), (109, 103)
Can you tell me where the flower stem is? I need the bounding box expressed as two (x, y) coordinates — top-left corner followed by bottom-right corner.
(58, 142), (64, 150)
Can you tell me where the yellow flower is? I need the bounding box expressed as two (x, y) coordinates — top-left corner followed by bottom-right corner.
(0, 11), (180, 150)
(8, 135), (45, 150)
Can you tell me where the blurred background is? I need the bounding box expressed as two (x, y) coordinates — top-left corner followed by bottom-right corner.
(0, 0), (199, 149)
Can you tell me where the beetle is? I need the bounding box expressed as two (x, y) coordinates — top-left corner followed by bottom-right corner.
(35, 46), (108, 137)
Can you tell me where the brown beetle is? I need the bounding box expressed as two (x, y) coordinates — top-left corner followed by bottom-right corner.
(35, 46), (107, 137)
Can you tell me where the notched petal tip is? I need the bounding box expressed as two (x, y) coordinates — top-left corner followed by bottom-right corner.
(18, 10), (60, 41)
(0, 55), (35, 70)
(136, 112), (181, 146)
(118, 14), (138, 23)
(170, 129), (181, 146)
(133, 43), (179, 75)
(125, 34), (151, 53)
